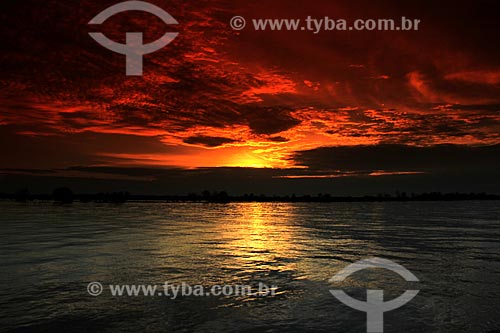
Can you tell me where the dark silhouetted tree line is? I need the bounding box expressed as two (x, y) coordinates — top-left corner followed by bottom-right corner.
(0, 188), (499, 204)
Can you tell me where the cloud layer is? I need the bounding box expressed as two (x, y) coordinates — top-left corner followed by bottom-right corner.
(0, 0), (499, 193)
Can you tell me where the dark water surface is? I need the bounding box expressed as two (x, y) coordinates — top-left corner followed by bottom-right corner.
(1, 201), (500, 332)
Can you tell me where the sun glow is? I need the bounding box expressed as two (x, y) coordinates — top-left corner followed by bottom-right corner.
(226, 153), (273, 168)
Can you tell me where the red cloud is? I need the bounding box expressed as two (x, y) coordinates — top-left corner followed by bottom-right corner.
(445, 70), (500, 85)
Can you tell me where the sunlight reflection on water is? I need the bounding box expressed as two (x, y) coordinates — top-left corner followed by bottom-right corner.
(1, 201), (500, 332)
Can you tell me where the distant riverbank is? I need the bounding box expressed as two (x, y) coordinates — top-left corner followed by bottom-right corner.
(2, 190), (499, 204)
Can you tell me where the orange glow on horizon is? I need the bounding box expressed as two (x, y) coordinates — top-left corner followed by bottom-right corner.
(226, 152), (274, 168)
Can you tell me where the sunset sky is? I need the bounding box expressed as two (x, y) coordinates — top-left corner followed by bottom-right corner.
(1, 0), (499, 195)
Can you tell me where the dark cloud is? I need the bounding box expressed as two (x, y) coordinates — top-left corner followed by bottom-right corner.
(245, 107), (301, 135)
(441, 104), (500, 112)
(268, 136), (289, 143)
(292, 144), (500, 173)
(0, 127), (173, 169)
(183, 135), (238, 147)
